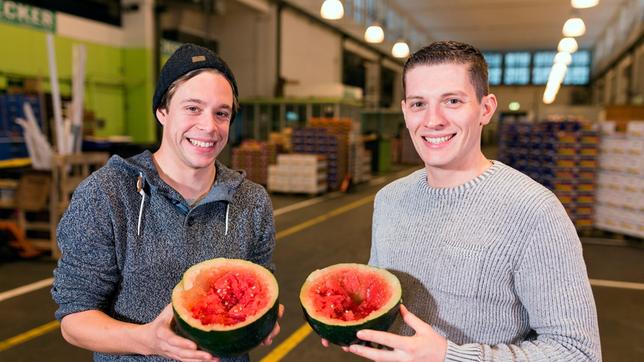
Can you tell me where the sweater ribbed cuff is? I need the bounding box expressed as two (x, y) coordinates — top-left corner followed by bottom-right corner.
(445, 340), (481, 362)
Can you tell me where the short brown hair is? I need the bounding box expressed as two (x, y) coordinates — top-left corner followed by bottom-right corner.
(402, 41), (489, 101)
(157, 68), (239, 121)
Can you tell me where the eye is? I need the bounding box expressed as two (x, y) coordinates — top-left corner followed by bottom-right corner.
(445, 98), (462, 105)
(186, 105), (201, 113)
(409, 101), (426, 110)
(216, 110), (232, 121)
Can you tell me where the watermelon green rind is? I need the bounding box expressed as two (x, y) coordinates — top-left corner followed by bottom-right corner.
(171, 258), (279, 357)
(172, 300), (279, 357)
(299, 263), (402, 346)
(302, 298), (400, 346)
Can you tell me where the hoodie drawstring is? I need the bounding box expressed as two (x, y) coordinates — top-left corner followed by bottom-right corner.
(137, 172), (145, 236)
(224, 203), (230, 236)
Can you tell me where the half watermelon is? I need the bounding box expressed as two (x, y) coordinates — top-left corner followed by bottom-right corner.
(300, 263), (402, 346)
(172, 258), (279, 357)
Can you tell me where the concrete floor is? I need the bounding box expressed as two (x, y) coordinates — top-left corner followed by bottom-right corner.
(0, 165), (642, 361)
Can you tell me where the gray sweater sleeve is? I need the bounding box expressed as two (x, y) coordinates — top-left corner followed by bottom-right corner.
(446, 197), (601, 361)
(52, 177), (120, 320)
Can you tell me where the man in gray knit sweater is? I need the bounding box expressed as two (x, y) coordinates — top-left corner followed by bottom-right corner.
(346, 41), (601, 361)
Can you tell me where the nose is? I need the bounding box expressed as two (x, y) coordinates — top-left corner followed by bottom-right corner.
(195, 113), (218, 132)
(423, 104), (446, 129)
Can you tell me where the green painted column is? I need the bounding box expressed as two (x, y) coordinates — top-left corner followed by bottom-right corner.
(123, 47), (156, 143)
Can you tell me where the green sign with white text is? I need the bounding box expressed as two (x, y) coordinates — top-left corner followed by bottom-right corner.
(0, 1), (56, 32)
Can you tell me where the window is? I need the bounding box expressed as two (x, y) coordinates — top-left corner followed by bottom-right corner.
(503, 52), (531, 85)
(564, 50), (591, 85)
(484, 53), (502, 85)
(532, 51), (557, 85)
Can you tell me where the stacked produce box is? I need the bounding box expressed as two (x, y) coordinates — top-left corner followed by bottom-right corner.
(269, 129), (292, 153)
(498, 119), (599, 229)
(594, 121), (644, 238)
(292, 118), (350, 190)
(231, 140), (277, 185)
(267, 154), (327, 194)
(0, 94), (43, 160)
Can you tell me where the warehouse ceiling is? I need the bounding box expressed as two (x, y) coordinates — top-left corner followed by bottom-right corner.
(393, 0), (624, 51)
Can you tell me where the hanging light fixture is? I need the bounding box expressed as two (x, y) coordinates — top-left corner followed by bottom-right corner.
(571, 0), (599, 9)
(392, 40), (410, 58)
(563, 17), (586, 37)
(554, 51), (573, 65)
(558, 37), (579, 53)
(548, 62), (568, 85)
(364, 24), (384, 43)
(543, 81), (561, 104)
(320, 0), (344, 20)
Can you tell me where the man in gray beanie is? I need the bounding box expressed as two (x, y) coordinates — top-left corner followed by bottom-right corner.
(52, 44), (282, 361)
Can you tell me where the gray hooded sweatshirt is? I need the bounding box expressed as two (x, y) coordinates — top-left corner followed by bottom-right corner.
(52, 150), (276, 361)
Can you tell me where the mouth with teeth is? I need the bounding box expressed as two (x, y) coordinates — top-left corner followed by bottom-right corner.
(421, 134), (455, 146)
(188, 138), (215, 149)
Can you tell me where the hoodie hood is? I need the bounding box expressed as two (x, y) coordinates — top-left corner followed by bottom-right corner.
(106, 150), (246, 236)
(107, 150), (245, 204)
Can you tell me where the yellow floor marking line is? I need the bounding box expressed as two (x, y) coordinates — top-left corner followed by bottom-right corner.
(276, 195), (375, 240)
(0, 320), (60, 352)
(261, 194), (375, 361)
(260, 324), (312, 362)
(273, 192), (342, 216)
(0, 193), (376, 353)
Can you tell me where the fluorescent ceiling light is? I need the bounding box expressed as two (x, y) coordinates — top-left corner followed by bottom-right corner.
(321, 0), (344, 20)
(548, 63), (568, 85)
(571, 0), (599, 9)
(563, 17), (586, 37)
(558, 37), (578, 53)
(392, 40), (410, 58)
(543, 81), (561, 104)
(365, 24), (384, 43)
(554, 52), (572, 65)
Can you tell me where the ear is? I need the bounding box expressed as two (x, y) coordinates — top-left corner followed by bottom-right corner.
(479, 94), (497, 126)
(156, 108), (168, 126)
(401, 99), (410, 128)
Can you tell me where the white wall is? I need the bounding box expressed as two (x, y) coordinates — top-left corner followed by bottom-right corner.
(56, 0), (154, 49)
(281, 8), (341, 87)
(160, 0), (277, 98)
(56, 12), (124, 47)
(216, 0), (276, 98)
(121, 0), (154, 48)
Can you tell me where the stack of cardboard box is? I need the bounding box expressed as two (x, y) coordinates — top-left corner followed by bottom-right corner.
(594, 121), (643, 238)
(267, 154), (327, 194)
(231, 140), (277, 185)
